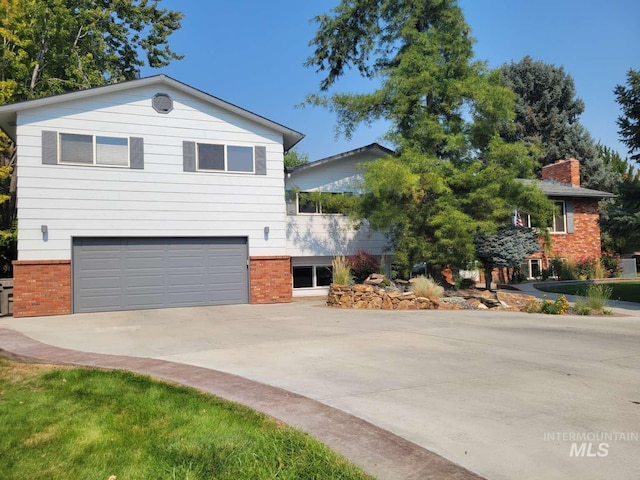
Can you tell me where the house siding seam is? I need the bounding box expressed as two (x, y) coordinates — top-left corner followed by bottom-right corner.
(12, 260), (71, 317)
(250, 256), (292, 304)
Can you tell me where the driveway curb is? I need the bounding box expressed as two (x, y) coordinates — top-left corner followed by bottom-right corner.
(0, 327), (484, 480)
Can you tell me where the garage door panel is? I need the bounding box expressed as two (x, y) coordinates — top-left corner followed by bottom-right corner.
(73, 237), (248, 313)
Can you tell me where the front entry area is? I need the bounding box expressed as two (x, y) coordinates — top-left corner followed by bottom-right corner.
(72, 237), (249, 313)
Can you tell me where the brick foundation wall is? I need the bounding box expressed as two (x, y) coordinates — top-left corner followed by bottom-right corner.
(13, 260), (71, 317)
(250, 256), (292, 304)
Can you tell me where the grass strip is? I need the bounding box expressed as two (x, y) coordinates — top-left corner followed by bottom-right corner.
(535, 281), (640, 303)
(0, 359), (373, 480)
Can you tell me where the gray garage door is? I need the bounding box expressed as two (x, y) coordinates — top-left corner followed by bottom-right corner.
(72, 237), (248, 313)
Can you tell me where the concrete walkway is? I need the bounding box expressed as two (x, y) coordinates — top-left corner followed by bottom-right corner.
(1, 299), (639, 480)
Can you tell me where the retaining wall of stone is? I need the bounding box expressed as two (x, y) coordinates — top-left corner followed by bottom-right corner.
(327, 284), (438, 310)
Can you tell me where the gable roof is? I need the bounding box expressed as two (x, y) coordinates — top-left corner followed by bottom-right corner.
(0, 75), (304, 150)
(519, 179), (614, 199)
(287, 143), (394, 174)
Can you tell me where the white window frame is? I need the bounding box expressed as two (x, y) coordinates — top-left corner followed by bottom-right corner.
(550, 200), (567, 234)
(196, 143), (255, 174)
(297, 191), (350, 215)
(292, 264), (333, 288)
(58, 133), (130, 168)
(520, 259), (542, 279)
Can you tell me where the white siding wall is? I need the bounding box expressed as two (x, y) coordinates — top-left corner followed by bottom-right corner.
(286, 215), (387, 257)
(16, 85), (286, 260)
(285, 150), (389, 257)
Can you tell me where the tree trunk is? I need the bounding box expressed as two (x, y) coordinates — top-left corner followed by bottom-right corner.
(484, 266), (492, 291)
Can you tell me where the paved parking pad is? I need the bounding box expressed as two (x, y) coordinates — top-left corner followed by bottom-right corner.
(2, 302), (639, 479)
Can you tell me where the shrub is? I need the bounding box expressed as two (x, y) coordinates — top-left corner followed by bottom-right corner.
(332, 256), (352, 285)
(576, 257), (599, 280)
(601, 251), (622, 278)
(409, 276), (444, 301)
(576, 283), (612, 314)
(550, 257), (579, 280)
(454, 276), (476, 290)
(346, 250), (380, 283)
(525, 295), (570, 315)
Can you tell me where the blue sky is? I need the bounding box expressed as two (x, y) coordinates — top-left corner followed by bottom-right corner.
(142, 0), (639, 161)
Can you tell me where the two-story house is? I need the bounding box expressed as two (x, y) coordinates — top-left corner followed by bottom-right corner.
(518, 158), (615, 278)
(0, 75), (303, 317)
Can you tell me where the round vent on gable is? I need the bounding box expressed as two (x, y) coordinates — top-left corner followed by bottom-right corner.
(152, 93), (173, 114)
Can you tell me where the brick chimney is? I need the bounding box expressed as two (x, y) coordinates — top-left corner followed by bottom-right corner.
(541, 158), (580, 187)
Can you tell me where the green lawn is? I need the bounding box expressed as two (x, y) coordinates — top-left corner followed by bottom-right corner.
(536, 281), (640, 303)
(0, 359), (373, 480)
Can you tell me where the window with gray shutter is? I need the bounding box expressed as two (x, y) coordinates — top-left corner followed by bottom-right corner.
(197, 144), (225, 170)
(96, 136), (128, 166)
(60, 134), (93, 164)
(45, 131), (141, 169)
(255, 146), (267, 175)
(227, 146), (253, 172)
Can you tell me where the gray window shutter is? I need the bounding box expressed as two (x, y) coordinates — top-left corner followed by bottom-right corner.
(183, 141), (196, 172)
(42, 131), (58, 164)
(129, 137), (144, 169)
(255, 146), (266, 175)
(285, 190), (297, 215)
(566, 200), (574, 233)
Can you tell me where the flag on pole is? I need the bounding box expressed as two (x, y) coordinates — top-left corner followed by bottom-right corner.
(516, 211), (524, 227)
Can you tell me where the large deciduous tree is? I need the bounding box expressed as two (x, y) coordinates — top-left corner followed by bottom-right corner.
(500, 56), (619, 191)
(306, 0), (551, 275)
(0, 0), (183, 100)
(0, 0), (183, 273)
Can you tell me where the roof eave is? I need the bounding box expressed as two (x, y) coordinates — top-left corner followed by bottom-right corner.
(0, 75), (305, 148)
(288, 142), (394, 175)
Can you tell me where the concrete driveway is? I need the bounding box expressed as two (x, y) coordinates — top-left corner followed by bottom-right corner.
(1, 301), (639, 480)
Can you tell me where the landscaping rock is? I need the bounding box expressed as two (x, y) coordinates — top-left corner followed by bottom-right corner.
(327, 284), (438, 310)
(496, 291), (538, 310)
(364, 273), (386, 285)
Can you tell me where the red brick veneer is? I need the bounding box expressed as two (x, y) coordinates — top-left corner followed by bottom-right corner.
(542, 158), (581, 186)
(548, 198), (602, 260)
(526, 198), (602, 269)
(12, 260), (71, 317)
(250, 256), (292, 304)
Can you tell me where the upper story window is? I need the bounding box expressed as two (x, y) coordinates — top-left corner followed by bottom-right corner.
(59, 133), (129, 167)
(515, 211), (532, 228)
(550, 200), (566, 233)
(197, 143), (254, 173)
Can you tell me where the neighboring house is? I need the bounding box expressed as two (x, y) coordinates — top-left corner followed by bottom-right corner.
(0, 75), (303, 317)
(285, 143), (392, 296)
(518, 159), (614, 278)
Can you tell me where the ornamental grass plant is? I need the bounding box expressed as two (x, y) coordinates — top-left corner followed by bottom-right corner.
(409, 275), (444, 302)
(332, 255), (352, 285)
(574, 283), (612, 315)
